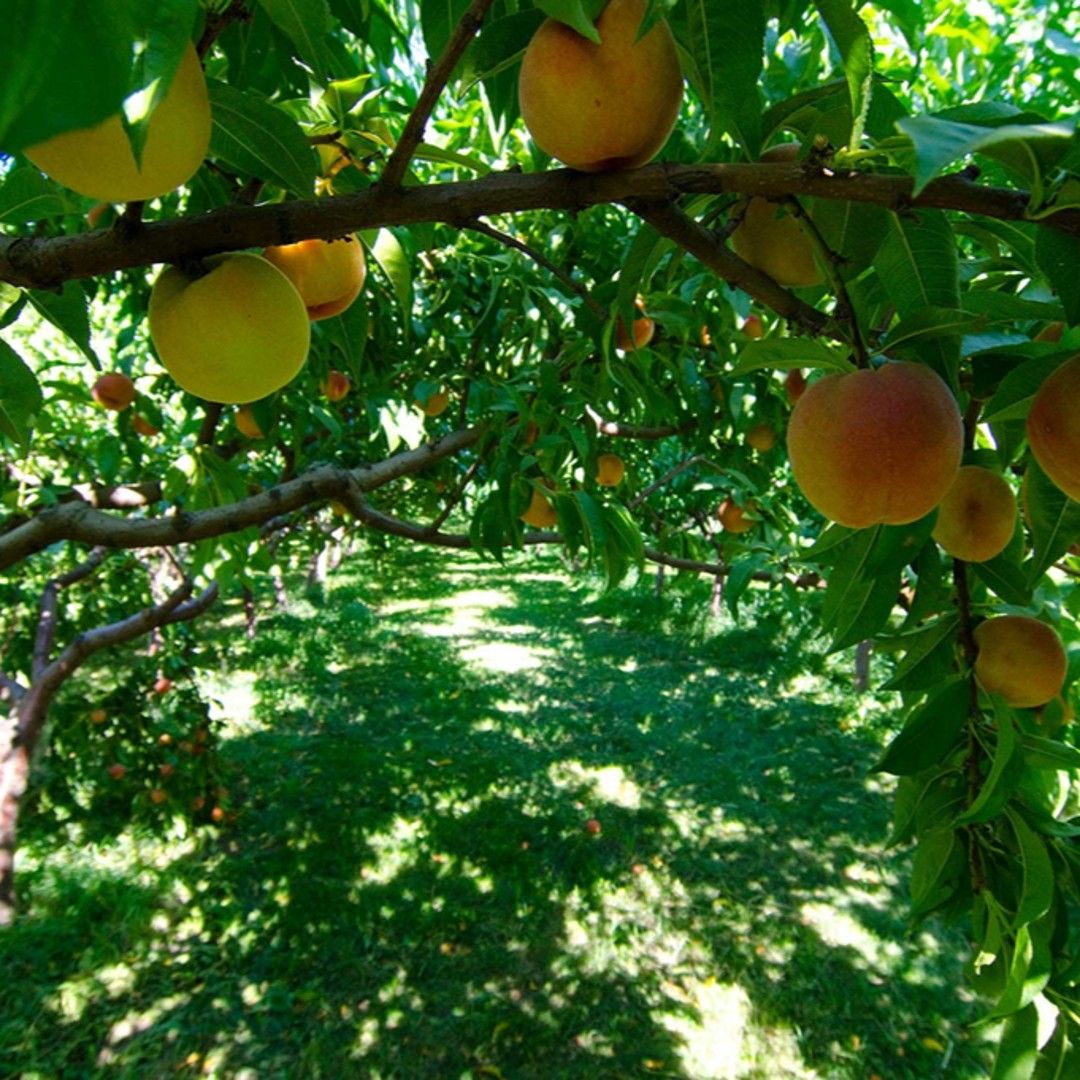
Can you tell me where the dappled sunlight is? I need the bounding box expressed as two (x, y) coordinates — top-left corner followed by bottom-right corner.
(548, 762), (643, 809)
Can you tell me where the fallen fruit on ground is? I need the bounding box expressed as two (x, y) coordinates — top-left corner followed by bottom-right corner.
(149, 252), (310, 404)
(1026, 354), (1080, 502)
(746, 423), (776, 452)
(731, 144), (822, 288)
(787, 361), (963, 528)
(92, 373), (136, 411)
(235, 405), (265, 439)
(418, 389), (450, 417)
(615, 316), (655, 352)
(974, 615), (1067, 708)
(717, 498), (757, 534)
(518, 0), (683, 172)
(24, 43), (211, 202)
(321, 370), (351, 402)
(596, 453), (625, 486)
(521, 486), (558, 528)
(263, 236), (366, 321)
(931, 466), (1017, 563)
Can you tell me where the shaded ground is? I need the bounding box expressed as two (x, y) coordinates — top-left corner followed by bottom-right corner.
(2, 548), (993, 1078)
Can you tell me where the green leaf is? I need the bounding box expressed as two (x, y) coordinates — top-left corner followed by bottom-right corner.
(0, 338), (43, 448)
(725, 554), (767, 618)
(1025, 459), (1080, 583)
(820, 528), (900, 650)
(675, 0), (766, 156)
(1035, 228), (1080, 328)
(28, 283), (98, 365)
(0, 167), (67, 224)
(809, 198), (889, 280)
(879, 305), (988, 353)
(879, 614), (960, 692)
(910, 828), (961, 917)
(258, 0), (338, 84)
(1006, 809), (1054, 931)
(954, 708), (1023, 827)
(461, 11), (544, 87)
(873, 210), (960, 385)
(874, 678), (969, 776)
(983, 354), (1067, 424)
(533, 1), (605, 44)
(991, 1001), (1039, 1080)
(898, 115), (1075, 197)
(972, 554), (1032, 607)
(731, 338), (855, 376)
(207, 80), (318, 198)
(1021, 735), (1080, 772)
(813, 0), (874, 149)
(364, 229), (413, 319)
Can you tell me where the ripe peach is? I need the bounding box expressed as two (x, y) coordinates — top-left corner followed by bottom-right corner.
(131, 413), (159, 437)
(417, 389), (450, 417)
(521, 487), (558, 528)
(24, 44), (211, 203)
(263, 236), (366, 321)
(149, 252), (310, 404)
(1027, 354), (1080, 502)
(518, 0), (683, 172)
(974, 615), (1067, 708)
(787, 361), (963, 528)
(615, 316), (655, 352)
(585, 818), (602, 836)
(731, 144), (822, 288)
(746, 424), (775, 452)
(92, 372), (136, 411)
(931, 466), (1017, 563)
(235, 405), (265, 439)
(717, 498), (757, 534)
(107, 763), (126, 780)
(150, 789), (168, 805)
(321, 370), (351, 402)
(742, 315), (765, 340)
(89, 708), (107, 725)
(596, 453), (625, 487)
(153, 676), (173, 695)
(785, 368), (807, 404)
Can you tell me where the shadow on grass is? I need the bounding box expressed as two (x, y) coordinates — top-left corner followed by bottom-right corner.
(2, 547), (993, 1078)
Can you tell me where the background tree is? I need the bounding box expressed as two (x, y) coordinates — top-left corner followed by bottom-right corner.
(2, 0), (1080, 1073)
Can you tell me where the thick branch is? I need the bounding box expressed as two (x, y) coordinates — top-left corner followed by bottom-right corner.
(379, 0), (495, 189)
(3, 164), (1077, 291)
(0, 427), (480, 570)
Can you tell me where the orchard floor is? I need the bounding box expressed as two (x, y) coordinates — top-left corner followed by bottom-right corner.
(3, 547), (995, 1079)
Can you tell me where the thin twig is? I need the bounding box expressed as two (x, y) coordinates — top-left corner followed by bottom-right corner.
(585, 405), (693, 440)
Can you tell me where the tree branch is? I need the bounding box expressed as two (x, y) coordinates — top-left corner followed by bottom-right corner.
(585, 405), (693, 440)
(378, 0), (495, 190)
(0, 427), (481, 571)
(4, 164), (1076, 292)
(32, 547), (107, 678)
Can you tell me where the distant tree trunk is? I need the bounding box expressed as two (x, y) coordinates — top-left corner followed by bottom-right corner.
(854, 639), (872, 691)
(0, 716), (30, 926)
(270, 564), (289, 609)
(710, 572), (724, 617)
(654, 562), (665, 597)
(242, 588), (257, 640)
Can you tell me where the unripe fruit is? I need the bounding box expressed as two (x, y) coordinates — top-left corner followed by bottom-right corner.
(931, 466), (1017, 563)
(149, 253), (310, 404)
(731, 145), (822, 288)
(596, 453), (625, 487)
(974, 615), (1067, 709)
(785, 368), (807, 404)
(787, 361), (963, 528)
(615, 316), (655, 352)
(717, 498), (757, 534)
(521, 487), (558, 528)
(746, 424), (775, 452)
(107, 763), (126, 780)
(92, 373), (136, 411)
(321, 370), (351, 402)
(24, 44), (211, 203)
(1026, 354), (1080, 502)
(263, 236), (366, 321)
(235, 405), (265, 439)
(519, 0), (683, 172)
(418, 389), (450, 417)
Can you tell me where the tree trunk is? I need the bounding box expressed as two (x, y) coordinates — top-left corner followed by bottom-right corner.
(270, 564), (289, 609)
(242, 587), (257, 640)
(654, 562), (665, 597)
(710, 572), (724, 617)
(854, 639), (872, 691)
(0, 708), (31, 926)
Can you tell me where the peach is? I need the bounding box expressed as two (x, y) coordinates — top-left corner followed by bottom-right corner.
(974, 615), (1067, 708)
(717, 498), (757, 534)
(131, 413), (159, 437)
(235, 405), (265, 439)
(615, 316), (655, 352)
(596, 453), (625, 486)
(742, 315), (765, 340)
(731, 144), (822, 287)
(521, 486), (558, 528)
(746, 423), (775, 452)
(263, 235), (366, 321)
(931, 466), (1017, 563)
(92, 372), (136, 411)
(785, 368), (807, 404)
(1026, 354), (1080, 502)
(518, 0), (683, 172)
(787, 361), (963, 528)
(25, 44), (210, 202)
(321, 370), (351, 402)
(418, 389), (450, 417)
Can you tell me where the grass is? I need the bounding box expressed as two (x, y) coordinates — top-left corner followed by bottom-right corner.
(2, 547), (995, 1078)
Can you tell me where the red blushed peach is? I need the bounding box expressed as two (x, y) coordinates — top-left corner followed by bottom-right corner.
(786, 361), (963, 528)
(1027, 354), (1080, 502)
(263, 235), (366, 321)
(717, 498), (757, 534)
(615, 316), (655, 352)
(92, 372), (136, 411)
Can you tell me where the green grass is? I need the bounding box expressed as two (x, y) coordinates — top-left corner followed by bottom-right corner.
(2, 548), (995, 1078)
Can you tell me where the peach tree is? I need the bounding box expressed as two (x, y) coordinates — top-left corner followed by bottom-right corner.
(2, 0), (1080, 1071)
